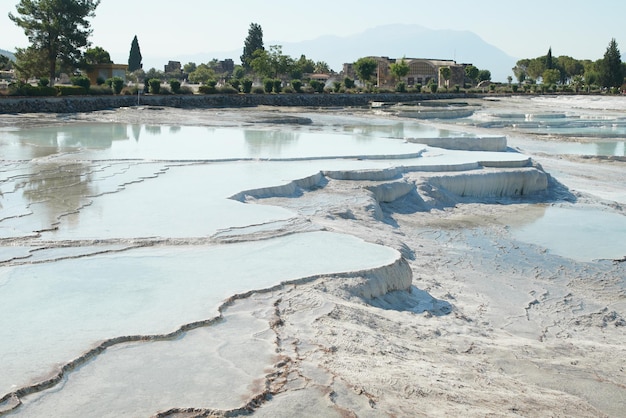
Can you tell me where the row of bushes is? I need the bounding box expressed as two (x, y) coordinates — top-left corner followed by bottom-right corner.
(7, 75), (613, 97)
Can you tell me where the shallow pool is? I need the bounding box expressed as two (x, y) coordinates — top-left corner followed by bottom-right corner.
(510, 205), (626, 262)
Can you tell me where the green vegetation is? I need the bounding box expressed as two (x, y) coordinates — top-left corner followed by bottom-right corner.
(108, 76), (124, 94)
(353, 57), (378, 89)
(169, 79), (181, 94)
(148, 78), (161, 94)
(390, 57), (409, 90)
(9, 0), (101, 85)
(241, 23), (264, 71)
(128, 35), (142, 72)
(71, 75), (90, 90)
(513, 40), (625, 92)
(7, 4), (623, 99)
(82, 46), (111, 66)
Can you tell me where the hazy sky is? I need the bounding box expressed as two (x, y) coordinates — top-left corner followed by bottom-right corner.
(3, 0), (624, 70)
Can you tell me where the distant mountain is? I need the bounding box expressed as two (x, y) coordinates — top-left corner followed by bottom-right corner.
(146, 24), (518, 82)
(0, 49), (16, 62)
(280, 24), (517, 82)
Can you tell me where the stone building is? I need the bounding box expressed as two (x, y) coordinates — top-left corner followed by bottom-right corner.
(343, 57), (468, 89)
(164, 61), (182, 74)
(213, 59), (234, 75)
(85, 63), (128, 85)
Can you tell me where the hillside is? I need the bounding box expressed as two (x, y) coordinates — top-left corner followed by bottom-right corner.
(0, 49), (16, 62)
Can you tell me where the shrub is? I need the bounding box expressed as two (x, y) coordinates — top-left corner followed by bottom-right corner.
(107, 77), (124, 94)
(148, 78), (161, 94)
(309, 79), (324, 93)
(252, 86), (265, 94)
(38, 77), (49, 87)
(218, 85), (239, 94)
(169, 79), (181, 94)
(178, 85), (194, 94)
(332, 81), (342, 93)
(88, 85), (113, 95)
(273, 79), (282, 93)
(121, 86), (139, 95)
(291, 79), (302, 93)
(428, 82), (438, 93)
(241, 78), (253, 94)
(395, 82), (406, 93)
(228, 78), (241, 91)
(512, 84), (519, 93)
(454, 84), (460, 93)
(96, 76), (106, 85)
(71, 75), (91, 91)
(282, 86), (295, 94)
(198, 84), (217, 94)
(343, 77), (355, 89)
(263, 78), (274, 93)
(12, 84), (57, 96)
(159, 86), (172, 95)
(57, 85), (87, 96)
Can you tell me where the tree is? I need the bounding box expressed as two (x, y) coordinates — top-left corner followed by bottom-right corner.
(128, 35), (142, 72)
(241, 22), (264, 70)
(9, 0), (101, 85)
(390, 57), (409, 85)
(599, 38), (624, 89)
(183, 62), (197, 74)
(250, 45), (293, 79)
(556, 55), (584, 84)
(439, 66), (451, 88)
(542, 68), (561, 86)
(526, 58), (546, 80)
(545, 47), (553, 70)
(477, 69), (491, 82)
(293, 55), (314, 75)
(464, 64), (479, 85)
(512, 59), (529, 84)
(314, 61), (330, 74)
(354, 57), (378, 87)
(0, 54), (11, 70)
(83, 46), (111, 65)
(187, 64), (215, 84)
(13, 45), (48, 79)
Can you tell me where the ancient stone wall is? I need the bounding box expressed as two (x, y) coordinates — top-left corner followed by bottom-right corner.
(0, 93), (474, 114)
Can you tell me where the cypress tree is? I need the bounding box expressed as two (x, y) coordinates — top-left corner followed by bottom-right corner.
(545, 47), (553, 70)
(599, 38), (624, 89)
(240, 23), (264, 70)
(128, 35), (142, 72)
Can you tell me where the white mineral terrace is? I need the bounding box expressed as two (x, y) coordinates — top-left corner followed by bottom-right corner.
(1, 98), (625, 417)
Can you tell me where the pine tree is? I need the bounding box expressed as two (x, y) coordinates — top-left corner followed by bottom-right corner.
(9, 0), (101, 85)
(240, 23), (264, 70)
(599, 38), (624, 89)
(128, 35), (142, 72)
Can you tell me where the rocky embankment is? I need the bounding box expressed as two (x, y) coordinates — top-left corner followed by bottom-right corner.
(0, 93), (471, 113)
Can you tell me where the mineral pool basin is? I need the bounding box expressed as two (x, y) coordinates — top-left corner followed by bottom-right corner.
(526, 140), (625, 157)
(473, 112), (626, 156)
(0, 231), (399, 398)
(0, 122), (461, 161)
(509, 204), (626, 262)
